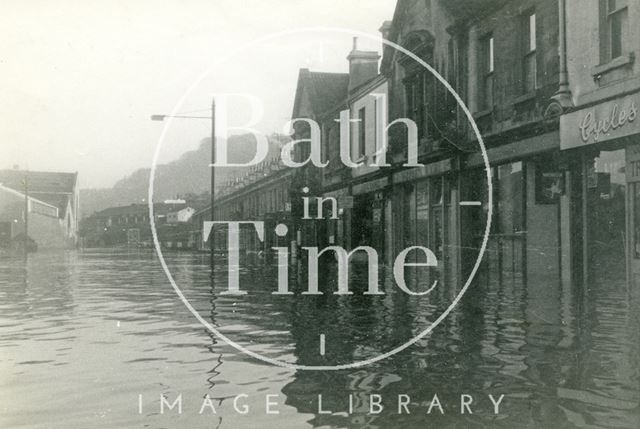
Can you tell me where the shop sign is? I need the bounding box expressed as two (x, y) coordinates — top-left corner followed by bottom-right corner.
(535, 171), (563, 204)
(324, 188), (348, 199)
(561, 94), (640, 150)
(393, 159), (452, 184)
(352, 177), (388, 195)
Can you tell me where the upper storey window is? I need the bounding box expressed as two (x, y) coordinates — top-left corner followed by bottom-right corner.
(479, 34), (494, 111)
(523, 12), (537, 93)
(400, 31), (435, 140)
(602, 0), (628, 61)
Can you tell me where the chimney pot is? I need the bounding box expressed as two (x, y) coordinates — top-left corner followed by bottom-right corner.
(347, 45), (380, 93)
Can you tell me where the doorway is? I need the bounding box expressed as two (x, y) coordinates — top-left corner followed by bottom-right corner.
(585, 149), (627, 283)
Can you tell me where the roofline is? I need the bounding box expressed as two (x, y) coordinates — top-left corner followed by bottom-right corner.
(194, 169), (294, 217)
(0, 183), (61, 213)
(348, 74), (388, 103)
(291, 68), (350, 120)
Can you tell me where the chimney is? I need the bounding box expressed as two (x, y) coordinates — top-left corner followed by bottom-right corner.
(347, 37), (380, 93)
(379, 21), (393, 75)
(379, 21), (392, 42)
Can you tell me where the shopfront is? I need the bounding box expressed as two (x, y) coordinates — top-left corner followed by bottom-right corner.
(351, 177), (389, 260)
(462, 162), (527, 287)
(321, 187), (351, 250)
(391, 159), (459, 289)
(464, 131), (562, 289)
(560, 91), (640, 288)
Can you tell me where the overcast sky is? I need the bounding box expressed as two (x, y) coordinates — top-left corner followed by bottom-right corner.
(0, 0), (396, 189)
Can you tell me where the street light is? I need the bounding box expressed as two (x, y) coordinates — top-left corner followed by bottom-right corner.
(151, 98), (216, 276)
(21, 174), (28, 258)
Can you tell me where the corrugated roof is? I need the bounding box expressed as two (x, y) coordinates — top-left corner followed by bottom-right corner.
(91, 203), (187, 218)
(0, 170), (77, 218)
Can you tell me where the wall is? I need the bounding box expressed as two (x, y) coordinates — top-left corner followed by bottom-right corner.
(464, 0), (559, 134)
(526, 161), (560, 285)
(386, 0), (456, 161)
(566, 0), (640, 105)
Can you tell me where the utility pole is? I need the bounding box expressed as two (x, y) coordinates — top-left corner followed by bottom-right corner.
(22, 174), (28, 257)
(210, 98), (216, 279)
(150, 102), (216, 276)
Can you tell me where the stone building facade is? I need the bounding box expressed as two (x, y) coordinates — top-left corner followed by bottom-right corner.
(559, 0), (640, 289)
(203, 0), (640, 298)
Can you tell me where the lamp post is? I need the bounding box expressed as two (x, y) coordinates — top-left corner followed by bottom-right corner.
(21, 174), (28, 258)
(151, 98), (216, 277)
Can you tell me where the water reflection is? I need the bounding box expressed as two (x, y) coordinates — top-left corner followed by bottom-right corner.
(0, 249), (638, 428)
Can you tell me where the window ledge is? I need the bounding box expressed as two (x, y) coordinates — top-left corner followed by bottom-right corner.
(473, 108), (493, 119)
(592, 53), (635, 79)
(513, 91), (536, 105)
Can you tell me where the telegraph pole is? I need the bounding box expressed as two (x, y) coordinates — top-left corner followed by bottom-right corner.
(22, 174), (28, 257)
(150, 102), (216, 276)
(210, 98), (216, 279)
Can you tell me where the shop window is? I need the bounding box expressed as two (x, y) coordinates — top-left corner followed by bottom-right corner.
(634, 184), (640, 258)
(494, 162), (525, 234)
(588, 150), (627, 269)
(479, 34), (494, 111)
(430, 177), (444, 259)
(522, 12), (537, 93)
(416, 181), (429, 248)
(403, 184), (417, 249)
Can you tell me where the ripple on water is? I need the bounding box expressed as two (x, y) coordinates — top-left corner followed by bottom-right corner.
(0, 249), (638, 428)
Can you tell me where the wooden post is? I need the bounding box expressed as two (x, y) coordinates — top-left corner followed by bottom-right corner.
(23, 174), (29, 257)
(210, 98), (216, 279)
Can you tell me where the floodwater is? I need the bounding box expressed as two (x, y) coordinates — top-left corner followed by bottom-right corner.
(0, 249), (638, 428)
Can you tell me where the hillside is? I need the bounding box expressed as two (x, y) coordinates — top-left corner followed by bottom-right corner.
(80, 133), (287, 217)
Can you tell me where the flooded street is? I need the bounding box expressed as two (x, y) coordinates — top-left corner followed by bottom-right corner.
(0, 249), (639, 428)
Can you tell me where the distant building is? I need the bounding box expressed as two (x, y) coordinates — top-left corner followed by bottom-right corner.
(163, 199), (187, 205)
(167, 207), (195, 224)
(192, 158), (294, 254)
(0, 169), (79, 249)
(80, 202), (186, 247)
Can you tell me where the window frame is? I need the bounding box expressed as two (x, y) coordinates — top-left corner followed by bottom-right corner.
(479, 34), (494, 111)
(357, 106), (366, 159)
(600, 0), (629, 63)
(607, 0), (628, 60)
(522, 11), (537, 93)
(404, 70), (430, 139)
